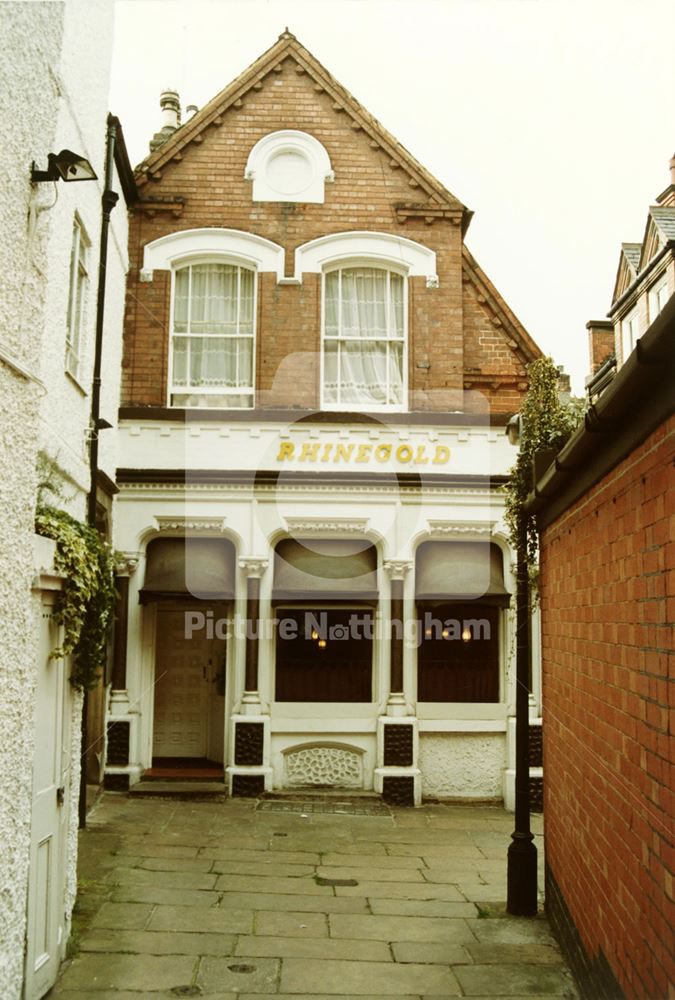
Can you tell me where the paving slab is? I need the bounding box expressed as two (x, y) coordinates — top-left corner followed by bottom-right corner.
(255, 910), (328, 937)
(329, 913), (476, 943)
(213, 860), (316, 878)
(200, 846), (322, 864)
(138, 855), (215, 872)
(110, 885), (220, 907)
(280, 957), (462, 995)
(90, 902), (153, 930)
(215, 873), (332, 895)
(198, 955), (280, 994)
(369, 897), (478, 918)
(316, 865), (424, 883)
(53, 953), (196, 992)
(219, 891), (370, 914)
(109, 865), (218, 889)
(467, 917), (557, 945)
(465, 943), (568, 965)
(79, 928), (236, 956)
(454, 963), (574, 995)
(335, 880), (465, 900)
(236, 934), (393, 962)
(321, 852), (422, 869)
(114, 843), (200, 859)
(391, 941), (472, 964)
(146, 903), (253, 934)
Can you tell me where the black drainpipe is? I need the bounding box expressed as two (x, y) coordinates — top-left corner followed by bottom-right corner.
(79, 115), (120, 829)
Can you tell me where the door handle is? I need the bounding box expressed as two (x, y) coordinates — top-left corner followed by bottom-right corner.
(56, 786), (65, 806)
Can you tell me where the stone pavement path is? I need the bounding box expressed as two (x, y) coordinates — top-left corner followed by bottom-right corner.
(52, 794), (578, 999)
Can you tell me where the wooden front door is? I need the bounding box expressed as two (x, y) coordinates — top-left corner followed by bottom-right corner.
(153, 609), (225, 760)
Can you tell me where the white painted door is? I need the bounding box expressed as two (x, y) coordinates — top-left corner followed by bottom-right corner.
(24, 595), (71, 1000)
(153, 609), (225, 760)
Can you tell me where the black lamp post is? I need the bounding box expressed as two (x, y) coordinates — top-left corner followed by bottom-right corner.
(506, 416), (538, 915)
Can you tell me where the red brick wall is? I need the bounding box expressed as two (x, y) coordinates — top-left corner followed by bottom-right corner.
(540, 415), (675, 999)
(122, 55), (531, 413)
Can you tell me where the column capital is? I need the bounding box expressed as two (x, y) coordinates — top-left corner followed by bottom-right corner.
(383, 559), (412, 581)
(239, 557), (269, 579)
(115, 552), (141, 576)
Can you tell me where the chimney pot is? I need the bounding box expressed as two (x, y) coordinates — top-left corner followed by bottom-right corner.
(670, 153), (675, 186)
(149, 88), (181, 153)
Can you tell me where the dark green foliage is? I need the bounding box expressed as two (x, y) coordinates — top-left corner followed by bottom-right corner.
(35, 505), (116, 690)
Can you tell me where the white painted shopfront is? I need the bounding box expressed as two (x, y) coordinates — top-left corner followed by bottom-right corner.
(106, 415), (538, 805)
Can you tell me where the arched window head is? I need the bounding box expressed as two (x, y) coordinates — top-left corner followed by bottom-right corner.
(245, 130), (334, 204)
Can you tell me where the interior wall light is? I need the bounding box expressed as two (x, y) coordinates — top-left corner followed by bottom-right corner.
(461, 627), (472, 643)
(31, 149), (98, 183)
(317, 639), (327, 649)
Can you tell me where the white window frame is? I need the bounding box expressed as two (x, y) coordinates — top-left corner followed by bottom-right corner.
(620, 305), (640, 363)
(320, 260), (409, 413)
(65, 216), (89, 381)
(167, 255), (257, 409)
(648, 275), (669, 323)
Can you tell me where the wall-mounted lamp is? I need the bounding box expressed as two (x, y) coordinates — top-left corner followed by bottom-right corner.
(461, 627), (472, 643)
(505, 413), (521, 446)
(31, 149), (97, 184)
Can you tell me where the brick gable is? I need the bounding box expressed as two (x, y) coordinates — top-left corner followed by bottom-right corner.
(122, 34), (541, 414)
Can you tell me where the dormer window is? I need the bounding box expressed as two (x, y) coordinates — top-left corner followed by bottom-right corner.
(170, 262), (255, 408)
(322, 265), (406, 410)
(620, 306), (640, 364)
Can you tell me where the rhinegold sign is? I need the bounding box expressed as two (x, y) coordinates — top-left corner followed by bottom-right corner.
(276, 441), (450, 465)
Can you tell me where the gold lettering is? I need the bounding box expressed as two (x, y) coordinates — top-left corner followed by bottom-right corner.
(396, 444), (413, 463)
(355, 444), (372, 463)
(321, 443), (333, 462)
(277, 441), (295, 460)
(334, 443), (354, 462)
(374, 444), (392, 463)
(433, 445), (450, 464)
(414, 445), (429, 465)
(299, 442), (321, 462)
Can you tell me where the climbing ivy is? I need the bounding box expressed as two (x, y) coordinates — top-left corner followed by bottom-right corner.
(503, 357), (584, 570)
(35, 505), (117, 691)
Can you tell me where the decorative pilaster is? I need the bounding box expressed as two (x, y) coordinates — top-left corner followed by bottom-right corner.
(228, 558), (272, 797)
(383, 560), (412, 715)
(376, 560), (420, 805)
(238, 558), (268, 713)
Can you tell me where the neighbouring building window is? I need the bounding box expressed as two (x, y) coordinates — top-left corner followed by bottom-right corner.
(417, 602), (500, 702)
(65, 217), (89, 380)
(275, 608), (374, 702)
(323, 266), (406, 409)
(170, 262), (255, 408)
(620, 306), (640, 362)
(648, 276), (669, 322)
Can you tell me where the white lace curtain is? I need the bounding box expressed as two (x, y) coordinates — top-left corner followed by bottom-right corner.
(172, 264), (253, 389)
(324, 268), (404, 406)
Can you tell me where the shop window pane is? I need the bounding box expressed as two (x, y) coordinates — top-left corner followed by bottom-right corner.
(275, 608), (373, 702)
(417, 603), (499, 702)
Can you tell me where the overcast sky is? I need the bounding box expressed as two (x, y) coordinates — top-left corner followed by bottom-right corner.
(110, 0), (675, 393)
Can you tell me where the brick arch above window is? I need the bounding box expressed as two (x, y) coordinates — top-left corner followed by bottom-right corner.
(140, 228), (286, 283)
(294, 231), (439, 287)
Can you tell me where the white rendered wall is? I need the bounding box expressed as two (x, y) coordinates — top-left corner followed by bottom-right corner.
(0, 2), (119, 995)
(38, 0), (119, 515)
(0, 5), (64, 997)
